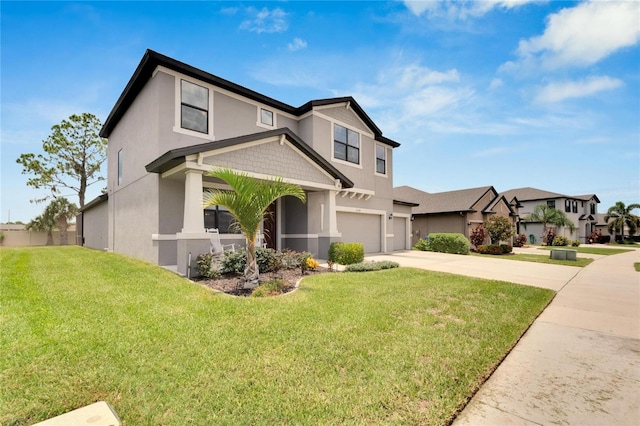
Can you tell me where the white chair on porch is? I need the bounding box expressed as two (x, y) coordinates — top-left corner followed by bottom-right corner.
(255, 231), (268, 249)
(206, 228), (236, 255)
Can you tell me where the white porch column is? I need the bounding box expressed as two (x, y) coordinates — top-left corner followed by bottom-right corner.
(322, 190), (340, 236)
(182, 170), (205, 233)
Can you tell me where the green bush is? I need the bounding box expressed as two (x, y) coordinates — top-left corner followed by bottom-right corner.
(500, 244), (513, 254)
(251, 279), (286, 297)
(428, 233), (469, 255)
(571, 240), (581, 247)
(412, 239), (431, 251)
(195, 253), (222, 278)
(344, 261), (400, 272)
(328, 242), (365, 265)
(221, 248), (311, 275)
(487, 244), (503, 255)
(477, 244), (489, 254)
(552, 235), (569, 246)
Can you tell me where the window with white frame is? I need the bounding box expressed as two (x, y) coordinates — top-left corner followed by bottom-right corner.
(260, 108), (274, 126)
(334, 124), (359, 164)
(376, 144), (386, 175)
(181, 80), (209, 133)
(117, 149), (123, 186)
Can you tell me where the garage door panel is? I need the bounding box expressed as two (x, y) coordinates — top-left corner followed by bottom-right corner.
(337, 212), (381, 253)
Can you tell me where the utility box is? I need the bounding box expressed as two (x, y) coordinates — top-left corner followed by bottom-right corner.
(550, 249), (577, 261)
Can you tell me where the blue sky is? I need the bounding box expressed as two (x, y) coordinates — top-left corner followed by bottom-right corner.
(2, 0), (639, 223)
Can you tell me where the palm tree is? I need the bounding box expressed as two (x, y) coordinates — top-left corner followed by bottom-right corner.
(203, 168), (306, 288)
(604, 201), (640, 241)
(26, 209), (56, 246)
(47, 197), (78, 245)
(523, 204), (575, 239)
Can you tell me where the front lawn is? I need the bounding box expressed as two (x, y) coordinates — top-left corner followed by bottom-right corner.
(1, 247), (554, 425)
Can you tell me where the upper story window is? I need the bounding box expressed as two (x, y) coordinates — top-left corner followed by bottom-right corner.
(117, 149), (123, 186)
(376, 144), (386, 175)
(334, 124), (359, 164)
(590, 203), (596, 214)
(572, 201), (578, 213)
(565, 199), (571, 212)
(181, 80), (209, 133)
(260, 108), (274, 126)
(547, 200), (556, 209)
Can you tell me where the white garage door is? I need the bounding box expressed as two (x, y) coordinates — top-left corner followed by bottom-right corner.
(393, 217), (407, 251)
(337, 212), (381, 253)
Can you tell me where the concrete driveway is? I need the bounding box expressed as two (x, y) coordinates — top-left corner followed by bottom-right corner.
(365, 248), (640, 425)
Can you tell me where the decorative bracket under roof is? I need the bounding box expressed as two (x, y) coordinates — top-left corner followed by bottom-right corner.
(337, 188), (374, 200)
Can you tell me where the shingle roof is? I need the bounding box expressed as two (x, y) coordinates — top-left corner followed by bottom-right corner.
(101, 49), (400, 148)
(394, 185), (495, 214)
(500, 187), (600, 204)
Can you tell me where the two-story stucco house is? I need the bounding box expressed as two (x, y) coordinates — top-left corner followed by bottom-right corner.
(78, 50), (411, 275)
(500, 187), (600, 244)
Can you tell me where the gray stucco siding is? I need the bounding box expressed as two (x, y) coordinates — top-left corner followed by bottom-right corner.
(203, 140), (336, 187)
(82, 201), (109, 250)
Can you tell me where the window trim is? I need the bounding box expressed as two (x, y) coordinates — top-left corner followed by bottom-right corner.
(375, 143), (387, 177)
(180, 79), (209, 134)
(332, 123), (362, 168)
(257, 107), (276, 129)
(547, 200), (556, 209)
(173, 75), (214, 140)
(565, 199), (571, 213)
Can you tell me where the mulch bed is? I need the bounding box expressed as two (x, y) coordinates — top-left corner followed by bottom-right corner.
(195, 266), (331, 297)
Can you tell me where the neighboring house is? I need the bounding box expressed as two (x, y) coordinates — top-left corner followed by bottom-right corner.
(500, 187), (600, 244)
(394, 185), (516, 247)
(78, 49), (410, 276)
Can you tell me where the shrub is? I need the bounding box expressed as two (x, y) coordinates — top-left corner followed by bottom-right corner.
(251, 279), (286, 297)
(571, 240), (581, 247)
(484, 216), (513, 244)
(412, 238), (431, 251)
(487, 244), (503, 255)
(195, 253), (222, 278)
(344, 261), (400, 272)
(256, 247), (279, 273)
(500, 244), (513, 254)
(328, 242), (365, 265)
(428, 233), (469, 255)
(552, 235), (569, 246)
(543, 228), (557, 246)
(303, 256), (320, 271)
(222, 248), (312, 275)
(470, 225), (487, 248)
(514, 233), (527, 248)
(220, 250), (246, 275)
(477, 244), (489, 254)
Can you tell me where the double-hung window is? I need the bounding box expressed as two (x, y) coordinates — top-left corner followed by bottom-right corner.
(260, 108), (274, 126)
(572, 201), (578, 213)
(547, 200), (556, 209)
(181, 80), (209, 133)
(565, 199), (571, 212)
(376, 144), (386, 175)
(334, 124), (359, 164)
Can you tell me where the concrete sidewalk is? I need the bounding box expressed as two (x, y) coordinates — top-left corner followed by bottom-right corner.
(366, 249), (640, 425)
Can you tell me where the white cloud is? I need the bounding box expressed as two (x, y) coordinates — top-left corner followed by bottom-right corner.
(287, 38), (307, 52)
(535, 76), (623, 103)
(239, 7), (288, 34)
(488, 78), (503, 90)
(402, 0), (543, 19)
(512, 1), (640, 70)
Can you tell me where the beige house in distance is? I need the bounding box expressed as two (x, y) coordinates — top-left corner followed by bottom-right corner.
(394, 185), (516, 247)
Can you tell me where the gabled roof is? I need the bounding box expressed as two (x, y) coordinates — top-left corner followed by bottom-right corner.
(501, 187), (601, 204)
(484, 194), (516, 215)
(101, 49), (400, 148)
(394, 185), (496, 215)
(145, 127), (354, 189)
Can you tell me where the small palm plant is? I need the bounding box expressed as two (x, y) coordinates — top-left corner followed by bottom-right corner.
(604, 201), (640, 242)
(48, 197), (78, 245)
(523, 204), (575, 239)
(203, 168), (306, 288)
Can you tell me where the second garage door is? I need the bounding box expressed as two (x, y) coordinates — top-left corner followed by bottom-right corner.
(337, 212), (382, 254)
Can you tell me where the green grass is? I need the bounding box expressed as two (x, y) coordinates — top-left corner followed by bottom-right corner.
(634, 263), (640, 272)
(536, 246), (633, 256)
(473, 252), (594, 267)
(1, 246), (554, 426)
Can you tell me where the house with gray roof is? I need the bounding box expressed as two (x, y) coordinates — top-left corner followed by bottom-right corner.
(500, 187), (600, 244)
(394, 185), (516, 246)
(78, 50), (411, 276)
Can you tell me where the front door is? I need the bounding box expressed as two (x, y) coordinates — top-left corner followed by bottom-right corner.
(264, 202), (277, 249)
